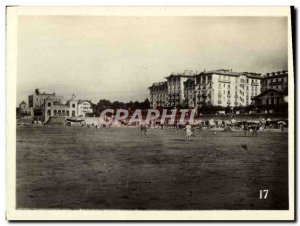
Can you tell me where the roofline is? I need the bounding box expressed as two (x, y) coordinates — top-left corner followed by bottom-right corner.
(165, 74), (195, 79)
(252, 88), (284, 100)
(262, 74), (288, 79)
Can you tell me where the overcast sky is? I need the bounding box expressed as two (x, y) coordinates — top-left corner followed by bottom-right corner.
(17, 16), (288, 104)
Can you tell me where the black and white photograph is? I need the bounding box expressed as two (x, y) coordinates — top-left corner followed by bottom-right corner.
(6, 6), (295, 221)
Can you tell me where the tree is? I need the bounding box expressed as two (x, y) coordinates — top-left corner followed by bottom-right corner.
(112, 101), (127, 110)
(180, 99), (189, 109)
(199, 104), (225, 114)
(96, 99), (112, 114)
(142, 98), (151, 109)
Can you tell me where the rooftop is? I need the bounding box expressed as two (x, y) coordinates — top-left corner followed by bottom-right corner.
(264, 71), (288, 78)
(149, 81), (167, 89)
(199, 69), (262, 78)
(78, 100), (93, 104)
(251, 88), (285, 100)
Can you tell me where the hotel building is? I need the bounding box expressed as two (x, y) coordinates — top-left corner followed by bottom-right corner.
(194, 69), (263, 109)
(252, 71), (288, 107)
(165, 74), (194, 108)
(148, 82), (168, 108)
(149, 69), (263, 110)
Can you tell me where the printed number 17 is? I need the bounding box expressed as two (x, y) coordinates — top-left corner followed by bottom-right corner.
(260, 189), (268, 199)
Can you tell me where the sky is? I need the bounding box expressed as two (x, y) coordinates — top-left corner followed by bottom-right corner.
(17, 16), (288, 104)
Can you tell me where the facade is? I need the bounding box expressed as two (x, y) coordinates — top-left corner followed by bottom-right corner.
(23, 90), (95, 122)
(261, 71), (288, 92)
(43, 99), (70, 121)
(19, 101), (32, 115)
(194, 69), (262, 109)
(148, 82), (168, 108)
(148, 69), (264, 110)
(252, 71), (288, 108)
(183, 78), (196, 108)
(28, 91), (63, 108)
(252, 89), (287, 106)
(77, 100), (93, 116)
(166, 74), (194, 108)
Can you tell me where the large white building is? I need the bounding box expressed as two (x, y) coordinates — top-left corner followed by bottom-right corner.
(165, 74), (194, 108)
(149, 69), (263, 110)
(194, 69), (263, 109)
(148, 82), (168, 108)
(77, 100), (93, 116)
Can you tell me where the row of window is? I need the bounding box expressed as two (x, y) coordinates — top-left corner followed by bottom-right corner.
(47, 110), (76, 117)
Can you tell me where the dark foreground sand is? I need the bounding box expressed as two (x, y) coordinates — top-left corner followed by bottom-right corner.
(16, 126), (288, 210)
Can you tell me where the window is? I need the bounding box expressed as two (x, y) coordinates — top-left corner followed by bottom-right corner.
(72, 104), (75, 108)
(47, 110), (51, 116)
(48, 102), (51, 107)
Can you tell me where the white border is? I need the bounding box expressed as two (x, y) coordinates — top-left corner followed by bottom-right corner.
(6, 6), (295, 221)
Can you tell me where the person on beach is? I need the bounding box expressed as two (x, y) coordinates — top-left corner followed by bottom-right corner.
(243, 124), (248, 136)
(185, 123), (192, 141)
(140, 123), (147, 135)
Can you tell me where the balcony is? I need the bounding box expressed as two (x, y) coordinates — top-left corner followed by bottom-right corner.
(269, 81), (283, 86)
(218, 79), (231, 83)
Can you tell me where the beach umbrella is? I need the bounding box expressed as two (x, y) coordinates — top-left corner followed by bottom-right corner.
(209, 119), (214, 126)
(260, 118), (266, 124)
(195, 119), (202, 124)
(224, 120), (231, 125)
(277, 121), (287, 125)
(267, 118), (271, 122)
(247, 120), (260, 125)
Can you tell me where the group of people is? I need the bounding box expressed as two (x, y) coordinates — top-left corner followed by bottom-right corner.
(243, 124), (263, 136)
(139, 122), (193, 141)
